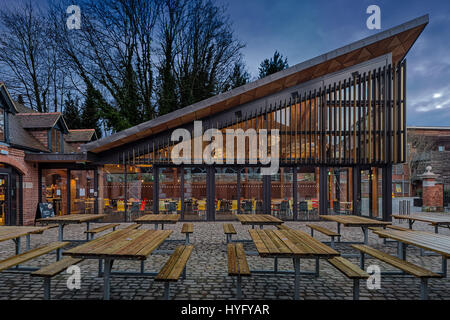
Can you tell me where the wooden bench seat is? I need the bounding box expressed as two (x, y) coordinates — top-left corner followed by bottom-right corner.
(386, 225), (410, 231)
(352, 244), (442, 299)
(181, 223), (194, 244)
(306, 224), (340, 248)
(31, 257), (84, 300)
(155, 245), (194, 299)
(0, 242), (69, 272)
(121, 224), (141, 231)
(223, 224), (237, 243)
(31, 224), (59, 234)
(327, 256), (369, 300)
(85, 223), (119, 240)
(276, 224), (291, 231)
(227, 243), (250, 299)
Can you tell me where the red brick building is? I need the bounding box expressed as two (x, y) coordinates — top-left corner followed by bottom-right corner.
(0, 82), (97, 225)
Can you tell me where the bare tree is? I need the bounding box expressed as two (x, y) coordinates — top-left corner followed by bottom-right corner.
(0, 1), (69, 112)
(407, 132), (436, 181)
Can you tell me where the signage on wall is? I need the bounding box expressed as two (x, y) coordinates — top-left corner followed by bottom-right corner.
(35, 203), (55, 222)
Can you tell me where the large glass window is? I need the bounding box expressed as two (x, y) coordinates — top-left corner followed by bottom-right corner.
(215, 168), (238, 220)
(184, 167), (207, 220)
(159, 167), (181, 215)
(127, 165), (153, 220)
(271, 168), (293, 219)
(240, 168), (263, 214)
(41, 169), (68, 216)
(102, 164), (126, 222)
(297, 168), (318, 220)
(70, 170), (95, 214)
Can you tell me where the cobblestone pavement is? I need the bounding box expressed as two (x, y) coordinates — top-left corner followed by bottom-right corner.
(0, 219), (448, 300)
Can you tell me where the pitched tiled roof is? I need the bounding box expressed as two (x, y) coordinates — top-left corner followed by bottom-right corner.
(8, 115), (48, 152)
(15, 113), (62, 129)
(65, 129), (97, 142)
(13, 101), (37, 113)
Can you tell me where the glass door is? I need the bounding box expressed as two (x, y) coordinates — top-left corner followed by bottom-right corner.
(0, 174), (7, 225)
(70, 170), (95, 214)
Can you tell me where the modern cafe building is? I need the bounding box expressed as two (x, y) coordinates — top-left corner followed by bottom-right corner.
(0, 16), (428, 225)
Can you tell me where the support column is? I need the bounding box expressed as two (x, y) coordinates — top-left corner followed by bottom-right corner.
(352, 167), (361, 215)
(153, 166), (159, 214)
(382, 165), (392, 221)
(319, 167), (328, 215)
(293, 167), (298, 220)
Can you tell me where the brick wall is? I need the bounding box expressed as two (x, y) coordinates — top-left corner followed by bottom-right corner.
(422, 183), (443, 212)
(0, 145), (39, 226)
(28, 130), (49, 149)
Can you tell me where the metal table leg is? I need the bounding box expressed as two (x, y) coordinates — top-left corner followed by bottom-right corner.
(293, 257), (300, 300)
(86, 222), (90, 241)
(442, 257), (447, 278)
(58, 224), (64, 242)
(103, 259), (114, 300)
(26, 235), (31, 251)
(362, 227), (369, 245)
(337, 223), (341, 242)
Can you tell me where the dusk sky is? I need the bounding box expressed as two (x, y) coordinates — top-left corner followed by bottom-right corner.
(2, 0), (450, 127)
(217, 0), (450, 127)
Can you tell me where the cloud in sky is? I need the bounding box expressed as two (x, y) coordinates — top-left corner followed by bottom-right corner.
(219, 0), (450, 126)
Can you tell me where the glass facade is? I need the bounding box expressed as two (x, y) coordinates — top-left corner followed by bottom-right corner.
(215, 168), (238, 220)
(184, 167), (207, 220)
(41, 169), (68, 216)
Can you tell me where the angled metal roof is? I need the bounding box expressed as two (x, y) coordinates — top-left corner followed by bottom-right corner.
(84, 14), (429, 154)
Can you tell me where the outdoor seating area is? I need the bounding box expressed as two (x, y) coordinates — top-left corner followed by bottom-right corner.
(0, 213), (448, 300)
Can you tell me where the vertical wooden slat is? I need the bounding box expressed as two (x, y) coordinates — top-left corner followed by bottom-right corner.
(368, 71), (372, 163)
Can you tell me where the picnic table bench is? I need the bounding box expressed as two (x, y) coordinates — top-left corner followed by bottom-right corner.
(319, 215), (390, 246)
(181, 223), (193, 244)
(227, 243), (250, 299)
(0, 242), (69, 273)
(306, 224), (341, 248)
(371, 228), (450, 277)
(31, 256), (84, 300)
(236, 214), (283, 229)
(391, 213), (450, 233)
(327, 256), (369, 300)
(155, 245), (194, 299)
(352, 244), (442, 299)
(63, 228), (173, 299)
(248, 229), (339, 299)
(223, 224), (237, 243)
(134, 214), (180, 230)
(37, 214), (107, 242)
(85, 223), (119, 240)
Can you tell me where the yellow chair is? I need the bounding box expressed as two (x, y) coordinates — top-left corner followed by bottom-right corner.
(216, 200), (221, 211)
(231, 200), (238, 212)
(177, 200), (182, 211)
(159, 200), (166, 212)
(117, 200), (125, 212)
(198, 200), (206, 211)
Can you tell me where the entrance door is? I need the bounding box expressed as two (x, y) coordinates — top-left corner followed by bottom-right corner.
(0, 171), (18, 226)
(0, 174), (8, 225)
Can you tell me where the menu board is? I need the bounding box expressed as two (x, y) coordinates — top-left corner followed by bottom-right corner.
(35, 203), (55, 220)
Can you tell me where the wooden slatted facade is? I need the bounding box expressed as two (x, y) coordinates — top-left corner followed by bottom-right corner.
(118, 61), (406, 168)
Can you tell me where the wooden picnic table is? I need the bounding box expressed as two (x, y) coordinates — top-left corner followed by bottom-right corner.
(249, 229), (339, 299)
(372, 228), (450, 277)
(0, 226), (51, 253)
(319, 215), (391, 245)
(236, 214), (283, 229)
(134, 214), (180, 230)
(63, 228), (172, 299)
(391, 214), (450, 233)
(37, 214), (107, 242)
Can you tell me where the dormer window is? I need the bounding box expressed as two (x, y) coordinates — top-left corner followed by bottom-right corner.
(0, 106), (4, 142)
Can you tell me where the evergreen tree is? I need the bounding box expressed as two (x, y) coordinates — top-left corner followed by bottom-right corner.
(222, 62), (250, 92)
(63, 93), (82, 129)
(258, 51), (289, 79)
(80, 83), (103, 138)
